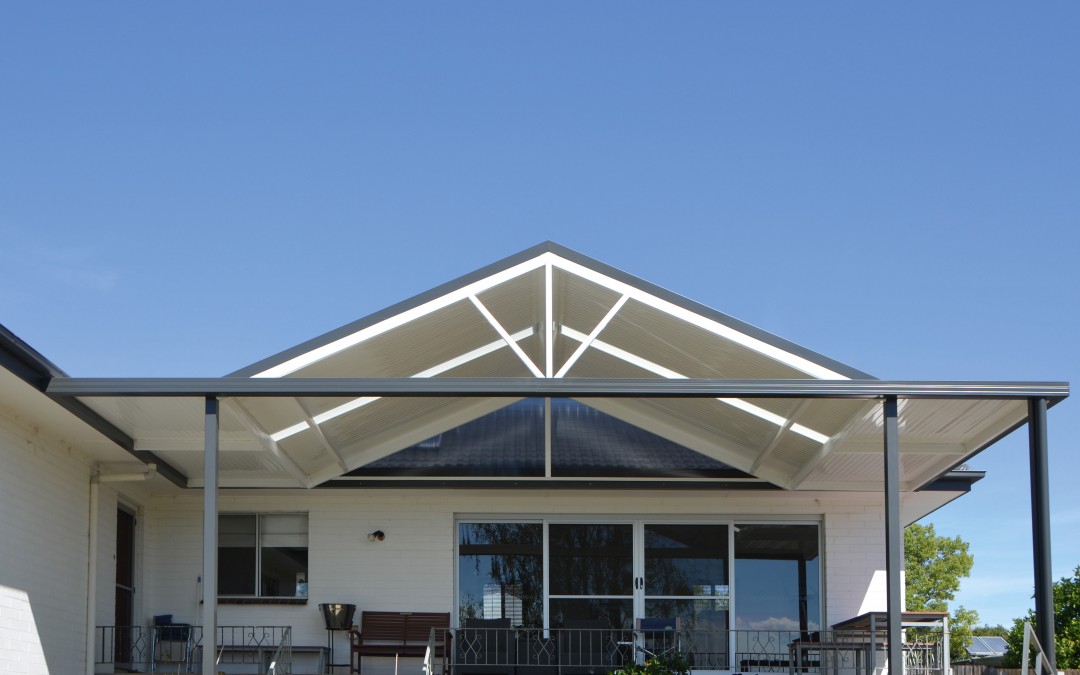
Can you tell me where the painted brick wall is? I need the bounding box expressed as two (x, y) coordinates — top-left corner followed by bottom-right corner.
(823, 501), (896, 625)
(139, 488), (897, 675)
(0, 406), (92, 675)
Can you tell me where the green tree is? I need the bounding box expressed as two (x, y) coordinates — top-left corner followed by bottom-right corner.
(1002, 566), (1080, 669)
(904, 523), (975, 660)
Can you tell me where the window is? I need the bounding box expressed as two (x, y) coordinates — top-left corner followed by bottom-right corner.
(219, 513), (308, 597)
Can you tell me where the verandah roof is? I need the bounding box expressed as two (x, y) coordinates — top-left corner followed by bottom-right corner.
(38, 243), (1066, 492)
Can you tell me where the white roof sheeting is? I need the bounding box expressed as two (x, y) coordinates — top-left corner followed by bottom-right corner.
(42, 243), (1067, 492)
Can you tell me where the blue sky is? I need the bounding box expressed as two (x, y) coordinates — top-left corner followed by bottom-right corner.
(1, 3), (1077, 628)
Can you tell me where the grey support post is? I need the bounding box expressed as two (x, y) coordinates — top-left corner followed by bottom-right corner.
(203, 397), (220, 675)
(883, 396), (903, 675)
(1029, 397), (1056, 671)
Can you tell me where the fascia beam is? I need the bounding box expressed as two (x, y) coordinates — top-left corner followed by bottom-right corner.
(224, 399), (312, 488)
(45, 377), (1071, 400)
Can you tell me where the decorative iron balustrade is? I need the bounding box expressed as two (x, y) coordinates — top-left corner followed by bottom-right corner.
(423, 627), (946, 675)
(95, 624), (294, 673)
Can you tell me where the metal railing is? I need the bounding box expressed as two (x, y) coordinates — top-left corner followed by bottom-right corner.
(95, 624), (150, 667)
(1020, 621), (1055, 675)
(95, 624), (294, 673)
(423, 627), (947, 675)
(265, 626), (292, 675)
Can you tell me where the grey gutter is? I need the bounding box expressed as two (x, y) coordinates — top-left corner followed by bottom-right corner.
(0, 323), (188, 487)
(45, 376), (1070, 402)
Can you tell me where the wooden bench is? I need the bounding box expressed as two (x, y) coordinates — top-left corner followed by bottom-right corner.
(350, 611), (451, 674)
(218, 643), (328, 674)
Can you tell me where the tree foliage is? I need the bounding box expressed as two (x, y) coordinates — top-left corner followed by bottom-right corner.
(1002, 566), (1080, 669)
(904, 523), (975, 660)
(905, 523), (974, 612)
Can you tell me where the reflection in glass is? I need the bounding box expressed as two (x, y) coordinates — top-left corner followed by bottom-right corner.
(219, 514), (256, 595)
(734, 524), (820, 633)
(645, 599), (729, 669)
(549, 524), (633, 596)
(644, 524), (728, 597)
(458, 523), (544, 626)
(259, 513), (308, 597)
(550, 599), (634, 630)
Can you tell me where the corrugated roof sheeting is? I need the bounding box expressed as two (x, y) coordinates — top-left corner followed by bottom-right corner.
(476, 267), (545, 368)
(767, 432), (822, 472)
(835, 399), (1026, 455)
(82, 396), (210, 436)
(801, 448), (968, 489)
(793, 398), (877, 438)
(559, 344), (665, 380)
(554, 265), (624, 333)
(273, 424), (335, 469)
(293, 298), (493, 378)
(602, 298), (814, 380)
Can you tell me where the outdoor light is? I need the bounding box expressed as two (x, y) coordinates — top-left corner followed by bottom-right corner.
(368, 530), (386, 542)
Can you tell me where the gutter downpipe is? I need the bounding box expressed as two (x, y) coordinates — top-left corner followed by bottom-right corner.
(86, 479), (99, 675)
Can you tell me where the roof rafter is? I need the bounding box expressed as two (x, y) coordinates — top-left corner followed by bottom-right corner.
(224, 399), (313, 488)
(752, 399), (812, 474)
(293, 398), (348, 473)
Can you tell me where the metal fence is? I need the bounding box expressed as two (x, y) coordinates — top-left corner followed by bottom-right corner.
(425, 627), (947, 675)
(95, 624), (294, 674)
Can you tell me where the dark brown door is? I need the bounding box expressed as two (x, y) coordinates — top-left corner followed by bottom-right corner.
(115, 508), (135, 664)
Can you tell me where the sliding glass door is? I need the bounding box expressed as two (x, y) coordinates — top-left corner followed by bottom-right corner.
(457, 519), (818, 672)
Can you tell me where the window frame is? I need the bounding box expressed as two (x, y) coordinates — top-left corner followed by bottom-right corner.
(217, 511), (309, 600)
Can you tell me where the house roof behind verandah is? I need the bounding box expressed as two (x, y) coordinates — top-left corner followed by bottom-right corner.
(17, 242), (1069, 496)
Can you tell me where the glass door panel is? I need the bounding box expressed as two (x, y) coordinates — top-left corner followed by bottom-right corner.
(549, 523), (633, 628)
(458, 522), (544, 626)
(643, 524), (729, 670)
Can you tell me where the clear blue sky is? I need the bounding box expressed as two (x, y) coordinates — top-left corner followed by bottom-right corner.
(1, 3), (1076, 628)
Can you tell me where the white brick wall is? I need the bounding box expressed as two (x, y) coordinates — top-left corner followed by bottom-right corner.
(0, 406), (93, 675)
(137, 488), (899, 675)
(0, 398), (904, 675)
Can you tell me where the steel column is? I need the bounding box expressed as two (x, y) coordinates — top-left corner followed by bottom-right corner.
(203, 398), (219, 675)
(883, 396), (903, 675)
(1029, 397), (1056, 671)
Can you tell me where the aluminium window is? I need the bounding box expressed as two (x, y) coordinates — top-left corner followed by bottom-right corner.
(218, 513), (308, 597)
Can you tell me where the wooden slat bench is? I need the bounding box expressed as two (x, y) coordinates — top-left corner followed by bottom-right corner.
(218, 643), (329, 674)
(350, 611), (451, 674)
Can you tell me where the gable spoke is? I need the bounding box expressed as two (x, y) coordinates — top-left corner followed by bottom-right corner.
(469, 294), (544, 378)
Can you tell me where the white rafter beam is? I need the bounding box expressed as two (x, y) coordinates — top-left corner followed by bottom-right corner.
(224, 399), (312, 488)
(293, 398), (348, 473)
(555, 294), (629, 378)
(545, 262), (554, 378)
(751, 399), (812, 473)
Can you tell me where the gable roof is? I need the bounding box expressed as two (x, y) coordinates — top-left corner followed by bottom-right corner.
(18, 243), (1068, 493)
